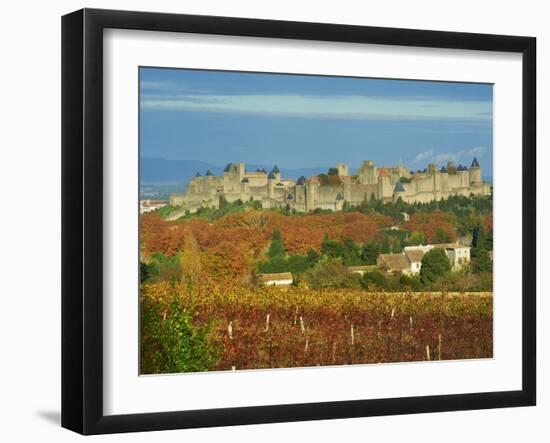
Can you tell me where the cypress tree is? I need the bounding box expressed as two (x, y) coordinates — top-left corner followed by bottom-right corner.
(267, 229), (286, 259)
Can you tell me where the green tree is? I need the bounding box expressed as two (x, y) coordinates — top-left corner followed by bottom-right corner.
(219, 194), (229, 209)
(420, 248), (451, 285)
(258, 255), (287, 273)
(407, 231), (426, 246)
(342, 238), (362, 265)
(321, 238), (345, 258)
(435, 227), (451, 244)
(380, 237), (391, 254)
(361, 270), (389, 291)
(140, 261), (151, 283)
(306, 248), (320, 266)
(179, 232), (202, 293)
(140, 295), (219, 374)
(287, 254), (312, 273)
(302, 258), (362, 289)
(267, 229), (286, 258)
(399, 274), (422, 291)
(144, 252), (181, 283)
(361, 241), (380, 265)
(474, 248), (493, 273)
(471, 223), (485, 257)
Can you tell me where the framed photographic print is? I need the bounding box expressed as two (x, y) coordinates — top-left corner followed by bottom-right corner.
(61, 8), (536, 435)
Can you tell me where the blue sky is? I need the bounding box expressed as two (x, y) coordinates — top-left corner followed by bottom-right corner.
(140, 67), (493, 176)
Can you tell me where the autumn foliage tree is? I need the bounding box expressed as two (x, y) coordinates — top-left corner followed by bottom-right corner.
(403, 212), (456, 244)
(179, 231), (201, 292)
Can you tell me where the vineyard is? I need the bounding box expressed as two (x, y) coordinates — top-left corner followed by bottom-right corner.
(141, 282), (493, 373)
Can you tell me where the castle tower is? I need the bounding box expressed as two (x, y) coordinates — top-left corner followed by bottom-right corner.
(223, 163), (241, 193)
(294, 176), (307, 211)
(190, 172), (203, 193)
(270, 165), (281, 182)
(267, 171), (276, 198)
(446, 161), (457, 175)
(392, 180), (406, 203)
(203, 169), (213, 195)
(432, 167), (442, 200)
(358, 160), (377, 185)
(286, 192), (294, 209)
(469, 157), (482, 185)
(335, 192), (344, 211)
(440, 165), (449, 195)
(457, 165), (469, 188)
(427, 163), (437, 175)
(306, 176), (319, 211)
(240, 177), (249, 195)
(336, 163), (349, 177)
(342, 175), (352, 202)
(236, 163), (246, 180)
(377, 168), (391, 200)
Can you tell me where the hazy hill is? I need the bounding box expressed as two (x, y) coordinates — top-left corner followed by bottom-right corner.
(140, 158), (330, 185)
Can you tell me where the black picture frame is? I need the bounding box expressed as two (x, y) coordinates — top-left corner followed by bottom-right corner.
(62, 8), (536, 435)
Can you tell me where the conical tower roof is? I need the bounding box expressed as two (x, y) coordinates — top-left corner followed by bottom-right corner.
(471, 157), (480, 168)
(394, 181), (405, 193)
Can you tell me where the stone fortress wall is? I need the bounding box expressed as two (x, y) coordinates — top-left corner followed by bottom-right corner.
(169, 158), (491, 213)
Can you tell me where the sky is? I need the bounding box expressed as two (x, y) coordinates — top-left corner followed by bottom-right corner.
(139, 67), (493, 177)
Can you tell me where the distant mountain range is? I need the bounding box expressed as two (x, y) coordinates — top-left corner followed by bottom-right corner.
(140, 158), (331, 185)
(140, 157), (493, 188)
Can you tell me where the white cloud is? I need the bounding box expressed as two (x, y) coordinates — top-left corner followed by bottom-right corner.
(433, 152), (464, 164)
(140, 93), (493, 122)
(413, 146), (488, 166)
(468, 146), (486, 157)
(414, 149), (434, 163)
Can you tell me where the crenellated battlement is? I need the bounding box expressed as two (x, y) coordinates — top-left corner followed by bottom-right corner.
(169, 157), (491, 212)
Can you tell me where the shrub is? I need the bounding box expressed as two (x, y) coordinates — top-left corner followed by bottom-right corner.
(473, 248), (493, 273)
(398, 274), (422, 291)
(141, 252), (181, 283)
(361, 270), (389, 291)
(141, 295), (220, 374)
(302, 258), (362, 289)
